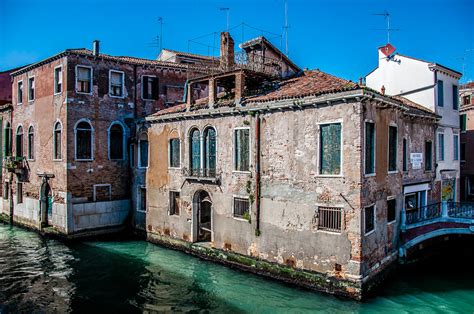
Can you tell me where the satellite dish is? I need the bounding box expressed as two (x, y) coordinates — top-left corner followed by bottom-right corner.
(380, 43), (396, 57)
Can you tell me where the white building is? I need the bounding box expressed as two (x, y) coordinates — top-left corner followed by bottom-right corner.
(366, 44), (462, 202)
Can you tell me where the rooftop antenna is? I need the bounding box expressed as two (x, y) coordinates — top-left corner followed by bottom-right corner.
(158, 17), (164, 52)
(283, 0), (289, 56)
(220, 8), (230, 32)
(373, 11), (399, 43)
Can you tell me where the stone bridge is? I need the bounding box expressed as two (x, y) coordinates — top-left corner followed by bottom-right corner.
(399, 201), (474, 258)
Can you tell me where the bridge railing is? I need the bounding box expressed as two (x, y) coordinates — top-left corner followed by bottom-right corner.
(405, 202), (442, 225)
(447, 202), (474, 219)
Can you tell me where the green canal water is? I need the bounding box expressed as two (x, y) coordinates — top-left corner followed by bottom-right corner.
(0, 224), (473, 313)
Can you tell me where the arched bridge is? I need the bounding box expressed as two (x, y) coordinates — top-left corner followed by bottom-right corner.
(399, 201), (474, 258)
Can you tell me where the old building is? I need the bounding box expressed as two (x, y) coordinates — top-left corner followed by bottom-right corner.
(143, 33), (439, 298)
(460, 81), (474, 200)
(366, 44), (462, 202)
(0, 41), (208, 236)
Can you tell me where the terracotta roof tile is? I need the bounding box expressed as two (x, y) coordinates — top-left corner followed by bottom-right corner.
(391, 96), (438, 118)
(151, 103), (187, 116)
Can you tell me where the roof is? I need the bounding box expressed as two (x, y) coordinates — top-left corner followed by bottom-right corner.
(246, 70), (358, 103)
(391, 96), (438, 118)
(11, 48), (198, 76)
(239, 36), (301, 73)
(151, 103), (187, 117)
(159, 49), (219, 61)
(461, 81), (474, 90)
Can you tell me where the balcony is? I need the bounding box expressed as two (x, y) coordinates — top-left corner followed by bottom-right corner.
(183, 168), (220, 184)
(4, 156), (27, 174)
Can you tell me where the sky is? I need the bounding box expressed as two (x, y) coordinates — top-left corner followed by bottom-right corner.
(0, 0), (473, 82)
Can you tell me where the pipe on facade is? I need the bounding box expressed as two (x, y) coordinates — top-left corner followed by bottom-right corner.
(255, 112), (261, 236)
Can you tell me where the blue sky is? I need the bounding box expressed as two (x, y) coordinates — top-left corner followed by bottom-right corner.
(1, 0), (473, 82)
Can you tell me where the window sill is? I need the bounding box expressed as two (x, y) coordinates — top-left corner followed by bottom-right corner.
(233, 217), (250, 222)
(387, 220), (396, 225)
(315, 174), (344, 178)
(28, 100), (34, 103)
(54, 92), (62, 96)
(232, 170), (251, 174)
(316, 229), (342, 235)
(17, 103), (22, 106)
(75, 159), (94, 162)
(27, 158), (35, 162)
(110, 158), (126, 161)
(53, 159), (63, 162)
(136, 209), (147, 213)
(109, 94), (125, 99)
(387, 171), (397, 175)
(76, 91), (92, 95)
(364, 229), (375, 236)
(168, 167), (181, 170)
(138, 166), (148, 170)
(364, 173), (376, 178)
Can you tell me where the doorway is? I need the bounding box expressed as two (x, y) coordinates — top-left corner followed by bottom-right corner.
(193, 190), (212, 242)
(40, 182), (52, 227)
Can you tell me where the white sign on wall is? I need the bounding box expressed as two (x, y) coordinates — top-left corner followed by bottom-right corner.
(410, 153), (423, 169)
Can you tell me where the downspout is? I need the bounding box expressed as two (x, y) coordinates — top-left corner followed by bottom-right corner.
(8, 108), (13, 225)
(255, 112), (261, 236)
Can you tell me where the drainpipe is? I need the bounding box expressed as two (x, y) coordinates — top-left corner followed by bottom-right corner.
(8, 109), (13, 225)
(255, 112), (261, 236)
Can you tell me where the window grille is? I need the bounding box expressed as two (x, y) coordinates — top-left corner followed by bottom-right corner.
(318, 207), (342, 232)
(233, 197), (249, 218)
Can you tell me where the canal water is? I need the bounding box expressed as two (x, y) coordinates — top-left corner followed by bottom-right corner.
(0, 224), (473, 313)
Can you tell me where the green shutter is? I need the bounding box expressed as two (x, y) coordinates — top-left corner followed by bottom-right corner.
(388, 126), (397, 171)
(453, 85), (458, 110)
(320, 123), (341, 175)
(365, 122), (375, 174)
(437, 80), (444, 107)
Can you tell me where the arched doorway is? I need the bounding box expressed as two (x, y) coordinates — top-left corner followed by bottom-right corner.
(40, 181), (52, 227)
(193, 190), (212, 242)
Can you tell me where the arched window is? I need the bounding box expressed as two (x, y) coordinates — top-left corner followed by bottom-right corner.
(4, 122), (11, 157)
(190, 128), (201, 176)
(53, 121), (62, 160)
(27, 126), (34, 160)
(203, 127), (216, 176)
(109, 123), (124, 160)
(16, 126), (23, 157)
(75, 120), (93, 160)
(138, 132), (148, 168)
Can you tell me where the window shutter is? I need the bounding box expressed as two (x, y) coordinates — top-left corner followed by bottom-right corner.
(437, 80), (444, 107)
(58, 69), (63, 84)
(152, 77), (159, 99)
(452, 85), (458, 109)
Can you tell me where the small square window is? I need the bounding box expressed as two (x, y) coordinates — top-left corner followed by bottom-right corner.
(364, 205), (375, 234)
(169, 191), (180, 215)
(387, 198), (396, 223)
(318, 207), (342, 232)
(233, 197), (249, 219)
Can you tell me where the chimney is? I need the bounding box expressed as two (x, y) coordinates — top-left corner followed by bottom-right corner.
(220, 32), (234, 70)
(381, 85), (386, 95)
(93, 40), (100, 57)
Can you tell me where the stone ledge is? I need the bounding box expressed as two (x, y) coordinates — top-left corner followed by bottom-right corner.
(146, 232), (363, 300)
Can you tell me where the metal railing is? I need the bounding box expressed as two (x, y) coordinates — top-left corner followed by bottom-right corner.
(184, 168), (217, 179)
(318, 207), (342, 232)
(447, 202), (474, 219)
(405, 202), (442, 225)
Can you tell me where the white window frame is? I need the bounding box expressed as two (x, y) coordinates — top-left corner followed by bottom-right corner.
(17, 80), (23, 105)
(169, 190), (181, 216)
(232, 195), (251, 221)
(387, 123), (398, 174)
(93, 184), (111, 202)
(233, 127), (251, 173)
(168, 135), (182, 170)
(53, 120), (63, 161)
(364, 203), (376, 236)
(107, 121), (127, 161)
(74, 118), (94, 161)
(387, 196), (397, 225)
(27, 76), (35, 102)
(138, 131), (149, 169)
(75, 65), (93, 95)
(54, 65), (63, 95)
(141, 75), (158, 100)
(316, 120), (344, 177)
(109, 70), (125, 98)
(137, 185), (147, 213)
(364, 120), (376, 177)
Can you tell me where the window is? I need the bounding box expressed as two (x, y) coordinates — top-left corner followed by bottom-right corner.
(109, 123), (124, 160)
(3, 181), (8, 200)
(233, 197), (250, 218)
(142, 76), (159, 100)
(452, 85), (459, 110)
(109, 70), (124, 97)
(425, 141), (432, 170)
(468, 177), (474, 196)
(437, 80), (444, 107)
(320, 123), (342, 175)
(27, 126), (34, 160)
(318, 207), (342, 232)
(364, 205), (375, 234)
(169, 138), (180, 168)
(169, 191), (180, 215)
(75, 120), (93, 160)
(17, 81), (23, 104)
(138, 132), (148, 168)
(463, 95), (470, 106)
(234, 128), (250, 172)
(4, 122), (11, 157)
(28, 77), (35, 101)
(204, 127), (216, 176)
(402, 138), (408, 172)
(388, 126), (397, 172)
(130, 144), (135, 168)
(460, 114), (467, 132)
(16, 126), (23, 157)
(405, 191), (426, 211)
(387, 198), (396, 223)
(190, 128), (200, 175)
(93, 184), (111, 202)
(53, 122), (62, 160)
(76, 66), (92, 94)
(138, 186), (146, 212)
(461, 143), (466, 161)
(437, 133), (444, 161)
(17, 183), (23, 204)
(454, 134), (459, 161)
(54, 66), (62, 94)
(365, 122), (375, 175)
